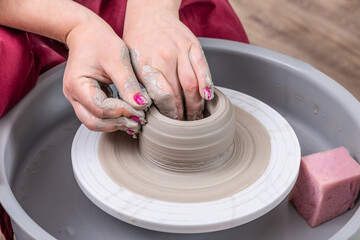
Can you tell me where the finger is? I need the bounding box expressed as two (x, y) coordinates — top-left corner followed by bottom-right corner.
(142, 65), (180, 119)
(178, 51), (204, 120)
(151, 58), (185, 120)
(189, 43), (214, 100)
(104, 45), (152, 110)
(134, 87), (152, 110)
(67, 78), (146, 122)
(71, 101), (141, 135)
(130, 49), (181, 119)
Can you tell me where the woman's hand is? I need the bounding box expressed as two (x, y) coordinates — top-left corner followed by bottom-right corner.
(123, 0), (214, 120)
(0, 0), (152, 135)
(64, 18), (151, 135)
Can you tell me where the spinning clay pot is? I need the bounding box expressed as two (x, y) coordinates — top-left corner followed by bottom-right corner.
(139, 88), (236, 172)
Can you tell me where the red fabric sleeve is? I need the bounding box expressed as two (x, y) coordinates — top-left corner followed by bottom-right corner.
(180, 0), (249, 43)
(0, 205), (13, 240)
(0, 28), (66, 117)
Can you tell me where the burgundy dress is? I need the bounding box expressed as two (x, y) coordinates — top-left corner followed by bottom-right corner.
(0, 0), (248, 239)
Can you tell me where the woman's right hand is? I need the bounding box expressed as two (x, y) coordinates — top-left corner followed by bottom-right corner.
(123, 0), (214, 121)
(63, 18), (152, 136)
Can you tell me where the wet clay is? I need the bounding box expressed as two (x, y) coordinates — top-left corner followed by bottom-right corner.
(98, 89), (271, 203)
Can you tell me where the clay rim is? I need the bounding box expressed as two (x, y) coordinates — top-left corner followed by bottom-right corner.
(147, 89), (225, 127)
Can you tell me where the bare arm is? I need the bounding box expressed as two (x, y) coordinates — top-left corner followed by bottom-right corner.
(0, 0), (94, 43)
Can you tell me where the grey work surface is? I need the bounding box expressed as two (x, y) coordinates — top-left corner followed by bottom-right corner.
(1, 39), (360, 240)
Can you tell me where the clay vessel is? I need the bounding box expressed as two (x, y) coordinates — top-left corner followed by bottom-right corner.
(139, 89), (235, 172)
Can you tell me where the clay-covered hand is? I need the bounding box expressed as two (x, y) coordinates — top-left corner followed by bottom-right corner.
(64, 19), (151, 135)
(123, 0), (214, 120)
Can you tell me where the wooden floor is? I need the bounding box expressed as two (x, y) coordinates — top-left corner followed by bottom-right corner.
(229, 0), (360, 100)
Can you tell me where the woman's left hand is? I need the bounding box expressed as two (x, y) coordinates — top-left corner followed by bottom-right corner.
(123, 0), (214, 120)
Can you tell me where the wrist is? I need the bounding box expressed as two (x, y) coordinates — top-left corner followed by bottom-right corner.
(65, 14), (115, 50)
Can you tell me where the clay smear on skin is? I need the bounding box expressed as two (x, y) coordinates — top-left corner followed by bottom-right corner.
(92, 79), (141, 113)
(98, 106), (271, 203)
(186, 96), (204, 120)
(103, 117), (140, 131)
(121, 47), (148, 99)
(123, 77), (139, 93)
(91, 79), (145, 130)
(121, 46), (132, 74)
(201, 49), (215, 91)
(130, 48), (178, 118)
(94, 92), (145, 120)
(141, 65), (177, 118)
(117, 46), (147, 107)
(92, 80), (107, 107)
(189, 50), (214, 100)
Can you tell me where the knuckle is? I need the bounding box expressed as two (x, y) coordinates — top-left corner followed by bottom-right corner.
(158, 49), (172, 62)
(62, 88), (71, 101)
(63, 78), (73, 95)
(190, 46), (205, 64)
(191, 39), (202, 49)
(182, 78), (198, 93)
(117, 108), (128, 118)
(93, 107), (106, 118)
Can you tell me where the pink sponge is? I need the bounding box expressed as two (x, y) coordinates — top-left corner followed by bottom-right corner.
(289, 147), (360, 227)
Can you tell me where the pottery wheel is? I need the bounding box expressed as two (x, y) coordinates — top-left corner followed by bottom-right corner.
(72, 87), (301, 233)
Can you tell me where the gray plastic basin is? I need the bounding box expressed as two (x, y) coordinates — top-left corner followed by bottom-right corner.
(1, 38), (360, 240)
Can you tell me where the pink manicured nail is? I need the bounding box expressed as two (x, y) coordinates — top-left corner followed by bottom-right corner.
(134, 94), (147, 105)
(203, 88), (213, 100)
(126, 129), (135, 135)
(126, 129), (137, 139)
(131, 116), (141, 123)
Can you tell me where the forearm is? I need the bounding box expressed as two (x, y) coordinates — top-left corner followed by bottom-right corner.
(0, 0), (103, 43)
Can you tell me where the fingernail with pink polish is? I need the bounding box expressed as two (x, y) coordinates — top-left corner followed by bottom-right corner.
(126, 129), (138, 139)
(126, 129), (135, 136)
(131, 116), (141, 123)
(203, 88), (213, 100)
(134, 94), (147, 105)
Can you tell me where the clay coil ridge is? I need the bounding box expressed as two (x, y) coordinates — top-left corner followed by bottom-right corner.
(139, 89), (236, 173)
